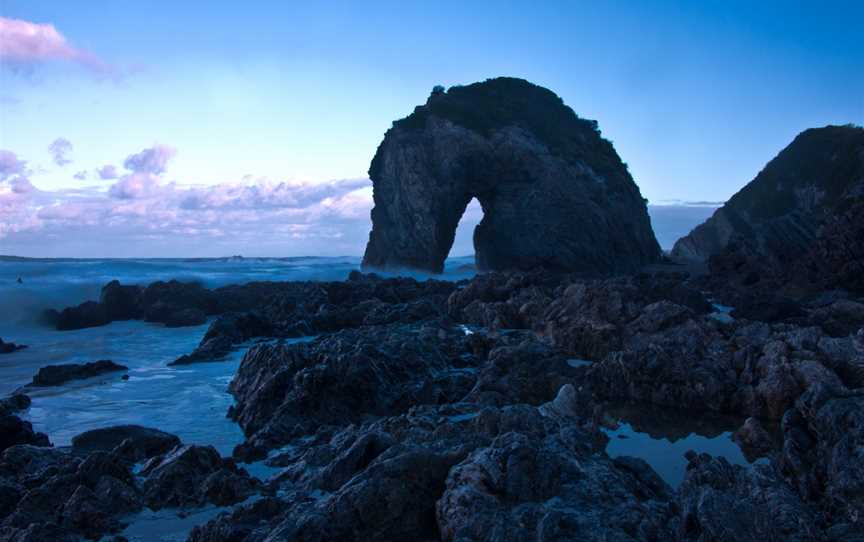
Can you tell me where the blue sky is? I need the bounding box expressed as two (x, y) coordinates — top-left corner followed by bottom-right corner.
(0, 0), (861, 257)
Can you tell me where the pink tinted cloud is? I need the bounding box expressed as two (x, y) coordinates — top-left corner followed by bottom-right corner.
(0, 17), (110, 74)
(97, 165), (118, 179)
(123, 145), (176, 175)
(0, 149), (26, 177)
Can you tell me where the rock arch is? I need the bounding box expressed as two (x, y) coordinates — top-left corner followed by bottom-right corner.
(362, 78), (661, 274)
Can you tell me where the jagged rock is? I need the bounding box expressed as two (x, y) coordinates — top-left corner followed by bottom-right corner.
(139, 444), (257, 509)
(0, 417), (49, 453)
(71, 425), (180, 461)
(162, 307), (207, 327)
(99, 280), (142, 321)
(437, 431), (675, 541)
(0, 339), (26, 355)
(228, 321), (482, 460)
(192, 388), (672, 542)
(780, 386), (864, 531)
(0, 445), (140, 540)
(362, 77), (660, 274)
(677, 453), (821, 540)
(55, 301), (109, 331)
(28, 360), (127, 387)
(0, 395), (30, 417)
(732, 417), (776, 462)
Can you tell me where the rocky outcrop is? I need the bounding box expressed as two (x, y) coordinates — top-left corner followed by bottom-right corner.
(0, 427), (257, 541)
(362, 77), (661, 274)
(0, 338), (26, 355)
(27, 360), (127, 387)
(672, 125), (864, 295)
(191, 387), (676, 542)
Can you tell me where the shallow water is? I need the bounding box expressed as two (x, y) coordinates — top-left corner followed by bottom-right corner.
(601, 403), (760, 487)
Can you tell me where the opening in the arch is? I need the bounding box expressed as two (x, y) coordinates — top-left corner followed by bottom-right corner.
(446, 197), (483, 272)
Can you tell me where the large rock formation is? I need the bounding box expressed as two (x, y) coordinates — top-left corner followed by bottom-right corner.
(672, 125), (864, 266)
(362, 77), (661, 274)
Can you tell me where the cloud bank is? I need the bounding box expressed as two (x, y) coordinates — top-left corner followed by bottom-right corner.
(0, 144), (378, 257)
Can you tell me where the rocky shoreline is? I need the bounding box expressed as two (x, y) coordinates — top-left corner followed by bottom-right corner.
(1, 263), (862, 541)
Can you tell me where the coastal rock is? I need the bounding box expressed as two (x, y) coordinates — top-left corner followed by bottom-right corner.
(0, 395), (30, 417)
(677, 453), (821, 540)
(0, 339), (26, 355)
(99, 280), (143, 321)
(28, 360), (127, 387)
(139, 444), (257, 509)
(780, 386), (864, 530)
(732, 417), (776, 461)
(437, 431), (675, 541)
(192, 388), (672, 542)
(71, 425), (180, 461)
(0, 417), (50, 453)
(162, 307), (207, 327)
(228, 321), (481, 460)
(55, 301), (109, 331)
(0, 446), (140, 540)
(362, 77), (660, 274)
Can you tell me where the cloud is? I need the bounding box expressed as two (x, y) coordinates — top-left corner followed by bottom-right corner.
(97, 165), (118, 180)
(48, 137), (73, 166)
(123, 144), (175, 175)
(73, 170), (88, 180)
(0, 149), (26, 178)
(0, 17), (110, 74)
(0, 143), (380, 256)
(109, 172), (164, 199)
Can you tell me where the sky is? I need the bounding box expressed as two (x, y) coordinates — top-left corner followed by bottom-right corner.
(0, 0), (862, 257)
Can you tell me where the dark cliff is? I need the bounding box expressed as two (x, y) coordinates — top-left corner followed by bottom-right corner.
(672, 125), (864, 264)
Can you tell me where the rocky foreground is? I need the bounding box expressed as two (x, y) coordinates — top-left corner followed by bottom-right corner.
(3, 265), (863, 541)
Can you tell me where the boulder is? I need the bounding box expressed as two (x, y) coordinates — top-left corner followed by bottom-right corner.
(71, 425), (180, 461)
(0, 416), (50, 453)
(362, 77), (660, 274)
(28, 360), (127, 387)
(99, 280), (142, 321)
(55, 301), (109, 331)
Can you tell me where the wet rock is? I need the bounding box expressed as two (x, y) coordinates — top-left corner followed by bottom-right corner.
(0, 395), (30, 417)
(162, 307), (207, 328)
(71, 425), (180, 461)
(28, 360), (127, 387)
(228, 322), (481, 460)
(0, 445), (140, 541)
(677, 453), (821, 540)
(0, 339), (26, 355)
(99, 280), (142, 321)
(362, 77), (660, 274)
(55, 301), (109, 331)
(437, 430), (675, 541)
(170, 311), (275, 365)
(732, 417), (775, 461)
(780, 386), (864, 530)
(140, 444), (257, 509)
(0, 417), (50, 453)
